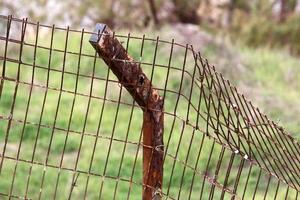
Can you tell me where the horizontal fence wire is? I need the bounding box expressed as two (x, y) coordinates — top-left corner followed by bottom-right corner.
(0, 15), (299, 199)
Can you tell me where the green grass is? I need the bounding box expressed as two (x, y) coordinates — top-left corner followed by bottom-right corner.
(0, 27), (299, 199)
(240, 47), (300, 136)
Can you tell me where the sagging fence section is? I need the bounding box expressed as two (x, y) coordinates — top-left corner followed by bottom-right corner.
(0, 15), (299, 199)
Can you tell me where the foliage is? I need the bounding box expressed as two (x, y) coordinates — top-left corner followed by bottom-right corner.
(231, 14), (300, 55)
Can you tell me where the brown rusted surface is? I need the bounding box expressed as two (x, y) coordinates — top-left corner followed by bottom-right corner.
(142, 99), (164, 200)
(90, 24), (164, 200)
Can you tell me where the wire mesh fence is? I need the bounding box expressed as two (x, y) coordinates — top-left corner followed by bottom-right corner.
(0, 15), (299, 199)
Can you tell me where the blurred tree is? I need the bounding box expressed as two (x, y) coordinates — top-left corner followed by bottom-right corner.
(280, 0), (288, 21)
(147, 0), (159, 25)
(279, 0), (297, 22)
(226, 0), (236, 27)
(172, 0), (200, 24)
(296, 0), (300, 13)
(197, 0), (251, 28)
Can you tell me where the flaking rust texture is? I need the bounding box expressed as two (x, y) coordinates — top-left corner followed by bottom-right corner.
(90, 24), (164, 200)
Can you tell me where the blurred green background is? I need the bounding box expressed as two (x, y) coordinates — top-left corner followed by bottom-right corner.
(1, 0), (300, 136)
(0, 0), (300, 199)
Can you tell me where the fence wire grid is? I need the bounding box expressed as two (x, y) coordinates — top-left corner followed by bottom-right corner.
(0, 15), (299, 200)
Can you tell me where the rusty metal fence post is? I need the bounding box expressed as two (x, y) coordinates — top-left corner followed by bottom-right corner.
(89, 24), (164, 200)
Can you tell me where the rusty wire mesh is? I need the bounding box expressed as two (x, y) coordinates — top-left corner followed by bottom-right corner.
(0, 15), (299, 199)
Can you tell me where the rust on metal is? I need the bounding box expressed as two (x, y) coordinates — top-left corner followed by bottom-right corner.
(89, 23), (164, 200)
